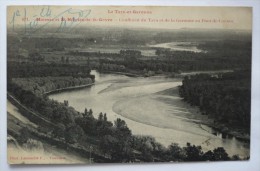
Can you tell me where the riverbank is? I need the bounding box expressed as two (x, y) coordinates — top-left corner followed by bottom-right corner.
(44, 83), (94, 95)
(99, 70), (143, 77)
(99, 70), (185, 79)
(195, 119), (250, 142)
(99, 69), (234, 79)
(158, 87), (250, 142)
(205, 123), (250, 142)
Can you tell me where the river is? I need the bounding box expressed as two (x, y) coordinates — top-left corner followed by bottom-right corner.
(49, 70), (249, 158)
(148, 42), (205, 53)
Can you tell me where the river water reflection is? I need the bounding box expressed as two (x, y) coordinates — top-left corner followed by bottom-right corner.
(49, 70), (249, 158)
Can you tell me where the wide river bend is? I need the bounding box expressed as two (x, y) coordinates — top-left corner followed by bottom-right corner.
(49, 70), (249, 157)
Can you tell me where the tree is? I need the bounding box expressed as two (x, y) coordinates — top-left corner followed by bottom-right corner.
(83, 108), (88, 117)
(65, 125), (85, 144)
(100, 135), (118, 156)
(64, 100), (69, 106)
(104, 113), (107, 121)
(231, 155), (240, 161)
(202, 150), (215, 161)
(98, 112), (103, 121)
(114, 118), (132, 159)
(87, 57), (90, 67)
(52, 123), (66, 138)
(89, 109), (93, 118)
(61, 56), (65, 63)
(167, 143), (186, 161)
(184, 143), (204, 161)
(18, 127), (31, 144)
(98, 118), (133, 162)
(213, 147), (230, 161)
(75, 117), (96, 136)
(66, 57), (69, 64)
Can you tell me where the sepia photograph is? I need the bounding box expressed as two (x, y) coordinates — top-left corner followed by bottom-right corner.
(6, 5), (252, 165)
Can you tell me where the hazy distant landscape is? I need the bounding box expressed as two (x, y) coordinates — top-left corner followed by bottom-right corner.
(7, 25), (251, 163)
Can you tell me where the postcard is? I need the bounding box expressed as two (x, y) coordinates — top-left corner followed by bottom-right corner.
(7, 5), (252, 164)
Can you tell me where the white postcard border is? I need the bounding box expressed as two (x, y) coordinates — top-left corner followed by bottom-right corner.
(1, 1), (260, 171)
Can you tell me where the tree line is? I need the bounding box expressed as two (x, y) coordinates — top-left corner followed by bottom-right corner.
(12, 76), (93, 96)
(7, 62), (94, 80)
(179, 70), (251, 132)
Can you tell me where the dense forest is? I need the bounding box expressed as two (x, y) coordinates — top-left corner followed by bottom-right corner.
(12, 76), (93, 96)
(179, 70), (251, 133)
(7, 62), (94, 79)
